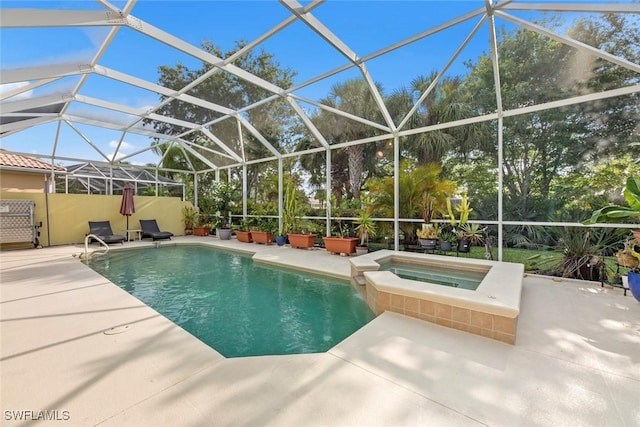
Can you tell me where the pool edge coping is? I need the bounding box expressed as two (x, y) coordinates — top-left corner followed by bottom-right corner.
(351, 250), (523, 318)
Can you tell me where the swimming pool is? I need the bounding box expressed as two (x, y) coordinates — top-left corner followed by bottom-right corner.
(86, 245), (374, 357)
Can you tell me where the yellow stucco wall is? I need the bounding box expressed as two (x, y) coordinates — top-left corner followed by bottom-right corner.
(1, 192), (192, 248)
(0, 171), (47, 193)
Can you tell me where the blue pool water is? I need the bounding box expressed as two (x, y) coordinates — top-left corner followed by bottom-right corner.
(380, 261), (485, 290)
(86, 245), (374, 357)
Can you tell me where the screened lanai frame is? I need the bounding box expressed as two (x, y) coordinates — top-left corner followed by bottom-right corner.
(59, 162), (184, 196)
(1, 0), (639, 259)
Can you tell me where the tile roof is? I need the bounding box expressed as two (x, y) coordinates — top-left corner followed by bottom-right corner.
(0, 150), (65, 172)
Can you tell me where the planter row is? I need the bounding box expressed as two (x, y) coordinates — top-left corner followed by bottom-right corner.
(236, 230), (277, 245)
(234, 233), (369, 256)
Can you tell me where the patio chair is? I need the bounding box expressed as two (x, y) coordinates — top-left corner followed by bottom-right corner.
(88, 221), (125, 245)
(139, 219), (174, 241)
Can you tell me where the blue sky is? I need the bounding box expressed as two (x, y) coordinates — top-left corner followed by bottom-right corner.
(0, 1), (615, 166)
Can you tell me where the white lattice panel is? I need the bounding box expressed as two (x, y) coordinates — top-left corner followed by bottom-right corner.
(0, 199), (36, 244)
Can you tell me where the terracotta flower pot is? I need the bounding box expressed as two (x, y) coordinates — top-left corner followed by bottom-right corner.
(323, 236), (358, 255)
(236, 230), (252, 243)
(193, 226), (210, 236)
(251, 231), (274, 245)
(288, 233), (317, 249)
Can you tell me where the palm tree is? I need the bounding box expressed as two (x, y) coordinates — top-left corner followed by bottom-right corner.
(313, 78), (386, 200)
(390, 72), (491, 165)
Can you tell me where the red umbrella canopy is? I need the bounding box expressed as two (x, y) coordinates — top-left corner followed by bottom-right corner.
(120, 183), (135, 229)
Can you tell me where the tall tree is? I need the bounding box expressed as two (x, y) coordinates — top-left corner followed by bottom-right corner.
(388, 72), (491, 165)
(145, 40), (297, 201)
(466, 21), (566, 220)
(567, 13), (640, 157)
(312, 78), (386, 200)
(462, 15), (640, 221)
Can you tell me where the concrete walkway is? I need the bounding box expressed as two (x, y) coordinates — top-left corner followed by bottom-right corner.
(1, 237), (638, 426)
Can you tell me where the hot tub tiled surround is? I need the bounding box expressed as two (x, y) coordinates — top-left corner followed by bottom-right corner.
(350, 250), (524, 344)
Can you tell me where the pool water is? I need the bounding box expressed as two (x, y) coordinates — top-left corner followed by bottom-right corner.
(380, 261), (485, 290)
(86, 245), (374, 357)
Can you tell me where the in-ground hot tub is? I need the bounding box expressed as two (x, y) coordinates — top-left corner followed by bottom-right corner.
(350, 250), (524, 344)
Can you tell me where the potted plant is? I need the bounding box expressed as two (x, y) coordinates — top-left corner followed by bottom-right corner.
(439, 230), (457, 252)
(283, 183), (316, 249)
(323, 220), (358, 255)
(617, 239), (639, 268)
(354, 210), (376, 255)
(458, 223), (483, 246)
(235, 218), (253, 243)
(212, 181), (233, 240)
(584, 176), (640, 242)
(527, 227), (617, 282)
(442, 193), (475, 253)
(182, 205), (198, 235)
(416, 223), (438, 250)
(275, 227), (287, 246)
(616, 237), (640, 301)
(252, 218), (276, 245)
(288, 231), (317, 249)
(193, 214), (212, 237)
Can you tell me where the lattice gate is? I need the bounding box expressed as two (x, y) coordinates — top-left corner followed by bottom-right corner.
(0, 199), (40, 247)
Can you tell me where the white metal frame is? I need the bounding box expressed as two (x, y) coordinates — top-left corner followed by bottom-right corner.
(1, 0), (639, 257)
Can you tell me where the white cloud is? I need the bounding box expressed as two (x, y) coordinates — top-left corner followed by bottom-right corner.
(106, 151), (127, 161)
(0, 82), (34, 101)
(108, 140), (135, 151)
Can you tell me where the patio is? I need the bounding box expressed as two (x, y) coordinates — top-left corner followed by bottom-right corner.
(1, 238), (638, 426)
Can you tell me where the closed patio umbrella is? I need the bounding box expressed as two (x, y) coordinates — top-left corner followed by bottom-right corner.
(119, 182), (135, 233)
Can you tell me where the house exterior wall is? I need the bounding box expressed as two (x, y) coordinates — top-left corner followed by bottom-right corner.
(0, 171), (46, 193)
(0, 192), (190, 248)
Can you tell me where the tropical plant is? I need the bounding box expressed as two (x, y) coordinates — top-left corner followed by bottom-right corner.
(237, 218), (254, 231)
(196, 213), (212, 228)
(416, 223), (439, 239)
(616, 238), (640, 272)
(583, 177), (640, 224)
(529, 227), (625, 279)
(211, 181), (234, 228)
(368, 160), (456, 241)
(438, 231), (457, 244)
(445, 194), (472, 227)
(181, 205), (198, 230)
(458, 223), (483, 246)
(283, 181), (301, 234)
(258, 218), (278, 234)
(354, 210), (376, 246)
(388, 72), (491, 165)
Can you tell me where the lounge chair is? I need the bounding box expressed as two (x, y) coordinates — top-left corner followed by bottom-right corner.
(88, 221), (126, 244)
(139, 219), (174, 241)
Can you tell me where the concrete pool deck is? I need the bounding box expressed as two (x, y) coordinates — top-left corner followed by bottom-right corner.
(1, 236), (639, 426)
